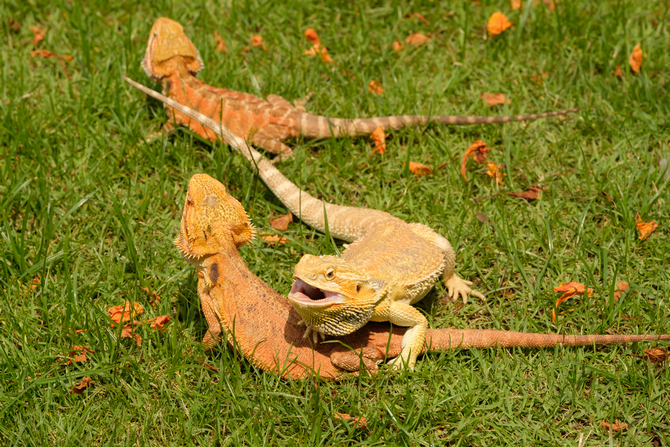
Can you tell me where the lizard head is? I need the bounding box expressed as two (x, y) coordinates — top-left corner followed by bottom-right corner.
(288, 255), (387, 336)
(142, 17), (204, 81)
(175, 174), (255, 262)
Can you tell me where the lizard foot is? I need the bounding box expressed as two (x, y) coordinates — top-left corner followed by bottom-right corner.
(330, 347), (384, 374)
(444, 273), (485, 305)
(386, 355), (415, 371)
(297, 319), (326, 344)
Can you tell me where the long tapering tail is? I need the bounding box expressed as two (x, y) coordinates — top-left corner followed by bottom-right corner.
(424, 329), (670, 352)
(301, 109), (580, 137)
(124, 76), (397, 242)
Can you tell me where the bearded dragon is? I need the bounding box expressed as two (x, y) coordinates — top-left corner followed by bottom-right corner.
(126, 77), (669, 375)
(141, 17), (578, 160)
(176, 173), (669, 379)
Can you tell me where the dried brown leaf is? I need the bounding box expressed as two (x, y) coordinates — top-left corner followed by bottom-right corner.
(138, 286), (161, 307)
(643, 347), (669, 363)
(29, 25), (46, 46)
(614, 65), (624, 78)
(480, 92), (510, 107)
(408, 161), (432, 176)
(121, 322), (142, 346)
(150, 315), (171, 331)
(213, 30), (228, 53)
(612, 281), (629, 302)
(8, 18), (21, 32)
(508, 186), (542, 200)
(405, 32), (430, 46)
(368, 80), (384, 95)
(270, 212), (293, 231)
(635, 212), (658, 241)
(407, 13), (430, 25)
(67, 346), (93, 364)
(487, 12), (513, 37)
(72, 376), (91, 395)
(370, 127), (386, 154)
(600, 419), (628, 432)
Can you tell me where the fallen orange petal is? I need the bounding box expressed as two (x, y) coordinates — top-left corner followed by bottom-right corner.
(370, 127), (386, 154)
(392, 41), (404, 54)
(405, 32), (430, 45)
(304, 28), (320, 45)
(334, 413), (368, 429)
(408, 161), (432, 176)
(251, 35), (263, 47)
(635, 212), (658, 241)
(629, 43), (645, 74)
(487, 12), (513, 37)
(613, 281), (629, 302)
(554, 281), (593, 308)
(368, 80), (384, 95)
(262, 234), (288, 244)
(460, 140), (490, 180)
(29, 25), (46, 46)
(108, 302), (144, 326)
(480, 92), (510, 107)
(600, 419), (628, 433)
(485, 162), (505, 185)
(511, 0), (522, 10)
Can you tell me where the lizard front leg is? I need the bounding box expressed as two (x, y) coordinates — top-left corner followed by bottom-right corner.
(330, 346), (385, 373)
(197, 270), (225, 348)
(251, 125), (299, 162)
(377, 302), (428, 371)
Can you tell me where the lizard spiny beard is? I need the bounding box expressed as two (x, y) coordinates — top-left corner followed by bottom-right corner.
(301, 304), (376, 337)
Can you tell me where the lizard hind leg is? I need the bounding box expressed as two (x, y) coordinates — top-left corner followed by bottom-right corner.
(443, 272), (486, 305)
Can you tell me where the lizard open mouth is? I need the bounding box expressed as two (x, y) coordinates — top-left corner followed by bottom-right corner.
(288, 279), (344, 308)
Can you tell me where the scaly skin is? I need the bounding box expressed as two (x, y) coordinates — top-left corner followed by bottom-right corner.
(141, 17), (579, 160)
(126, 79), (670, 377)
(176, 174), (670, 379)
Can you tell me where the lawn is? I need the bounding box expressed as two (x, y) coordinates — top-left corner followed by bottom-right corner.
(1, 0), (669, 445)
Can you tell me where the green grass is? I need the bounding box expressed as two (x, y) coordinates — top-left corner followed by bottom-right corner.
(1, 0), (669, 444)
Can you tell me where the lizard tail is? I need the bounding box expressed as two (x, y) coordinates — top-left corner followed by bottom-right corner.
(124, 76), (396, 242)
(301, 109), (580, 137)
(423, 329), (670, 352)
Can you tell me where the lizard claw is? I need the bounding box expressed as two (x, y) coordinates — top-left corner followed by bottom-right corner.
(444, 273), (485, 305)
(300, 321), (325, 344)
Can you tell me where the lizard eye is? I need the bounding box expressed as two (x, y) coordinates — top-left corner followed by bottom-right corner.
(325, 268), (335, 280)
(356, 284), (361, 293)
